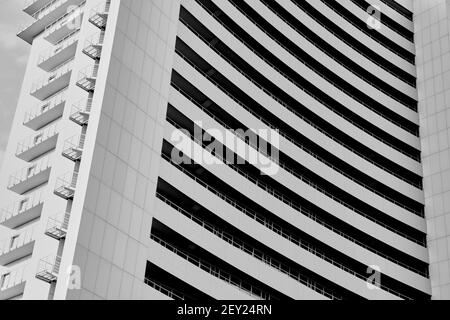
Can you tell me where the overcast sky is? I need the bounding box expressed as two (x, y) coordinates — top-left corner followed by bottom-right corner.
(0, 0), (32, 169)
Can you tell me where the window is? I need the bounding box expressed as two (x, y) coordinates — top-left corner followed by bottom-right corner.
(18, 198), (29, 212)
(10, 235), (19, 250)
(1, 273), (10, 290)
(41, 103), (50, 114)
(27, 165), (36, 178)
(33, 133), (43, 145)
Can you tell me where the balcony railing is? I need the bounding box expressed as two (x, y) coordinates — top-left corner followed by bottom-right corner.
(38, 30), (79, 71)
(43, 2), (85, 44)
(0, 264), (28, 300)
(70, 97), (92, 125)
(23, 90), (66, 130)
(62, 134), (85, 162)
(0, 227), (35, 266)
(82, 31), (104, 60)
(76, 64), (98, 92)
(54, 171), (78, 199)
(45, 212), (70, 240)
(144, 278), (185, 300)
(30, 60), (73, 100)
(16, 123), (59, 162)
(8, 156), (52, 195)
(36, 255), (61, 283)
(151, 234), (271, 300)
(18, 0), (84, 44)
(23, 0), (55, 15)
(0, 190), (44, 229)
(89, 0), (110, 29)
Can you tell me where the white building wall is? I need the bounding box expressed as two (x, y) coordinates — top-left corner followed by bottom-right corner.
(414, 0), (450, 300)
(54, 0), (180, 299)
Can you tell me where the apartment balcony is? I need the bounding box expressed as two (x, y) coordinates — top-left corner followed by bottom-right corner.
(0, 191), (44, 229)
(8, 156), (52, 195)
(38, 31), (79, 72)
(69, 98), (91, 125)
(82, 32), (104, 60)
(30, 60), (73, 101)
(62, 134), (85, 162)
(18, 0), (85, 44)
(54, 171), (78, 200)
(16, 123), (58, 162)
(23, 0), (54, 15)
(36, 255), (61, 283)
(89, 0), (110, 29)
(0, 265), (28, 300)
(43, 6), (84, 45)
(45, 212), (70, 240)
(23, 91), (66, 130)
(0, 228), (35, 266)
(76, 64), (98, 92)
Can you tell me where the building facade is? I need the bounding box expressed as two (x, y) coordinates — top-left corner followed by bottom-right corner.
(0, 0), (446, 299)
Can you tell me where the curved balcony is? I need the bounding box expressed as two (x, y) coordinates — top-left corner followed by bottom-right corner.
(23, 90), (66, 130)
(8, 156), (52, 195)
(76, 64), (98, 92)
(0, 191), (44, 229)
(30, 60), (73, 101)
(54, 171), (78, 200)
(18, 0), (85, 44)
(38, 31), (79, 72)
(45, 212), (70, 240)
(0, 264), (28, 300)
(82, 31), (104, 60)
(16, 123), (59, 162)
(89, 0), (110, 29)
(69, 98), (91, 126)
(36, 255), (61, 283)
(62, 134), (85, 162)
(0, 228), (35, 266)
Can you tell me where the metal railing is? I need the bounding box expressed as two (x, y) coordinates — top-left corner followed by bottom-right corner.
(314, 0), (414, 64)
(63, 134), (85, 151)
(19, 0), (72, 33)
(161, 145), (427, 277)
(0, 264), (28, 291)
(46, 212), (70, 235)
(24, 90), (67, 125)
(8, 155), (52, 189)
(174, 47), (424, 218)
(1, 190), (44, 224)
(144, 278), (185, 300)
(157, 193), (348, 299)
(38, 30), (79, 65)
(16, 122), (59, 156)
(189, 1), (420, 147)
(151, 234), (272, 300)
(55, 171), (78, 191)
(37, 254), (61, 277)
(43, 1), (85, 38)
(178, 14), (422, 183)
(31, 59), (73, 94)
(172, 80), (422, 227)
(0, 226), (35, 256)
(230, 0), (416, 111)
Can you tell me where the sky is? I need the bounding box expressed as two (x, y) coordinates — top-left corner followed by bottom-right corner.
(0, 0), (32, 169)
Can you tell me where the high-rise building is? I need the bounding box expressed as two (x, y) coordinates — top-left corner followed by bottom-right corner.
(0, 0), (449, 300)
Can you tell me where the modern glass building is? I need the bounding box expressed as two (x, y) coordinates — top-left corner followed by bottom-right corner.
(0, 0), (448, 300)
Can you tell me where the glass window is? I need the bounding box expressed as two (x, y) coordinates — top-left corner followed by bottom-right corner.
(1, 273), (10, 290)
